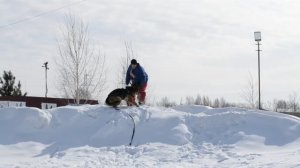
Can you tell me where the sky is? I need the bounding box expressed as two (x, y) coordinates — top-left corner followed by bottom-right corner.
(1, 0), (300, 104)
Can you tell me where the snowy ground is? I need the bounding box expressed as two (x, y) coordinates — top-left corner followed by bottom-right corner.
(1, 105), (300, 167)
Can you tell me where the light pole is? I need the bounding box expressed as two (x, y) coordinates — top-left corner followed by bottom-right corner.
(254, 31), (262, 110)
(42, 62), (49, 98)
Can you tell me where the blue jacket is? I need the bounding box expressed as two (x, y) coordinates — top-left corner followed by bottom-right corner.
(126, 64), (148, 85)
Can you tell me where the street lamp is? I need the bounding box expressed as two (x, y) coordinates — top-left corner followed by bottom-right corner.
(254, 31), (262, 110)
(42, 62), (49, 98)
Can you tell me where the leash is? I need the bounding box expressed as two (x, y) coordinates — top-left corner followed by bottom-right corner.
(115, 108), (136, 146)
(127, 113), (136, 146)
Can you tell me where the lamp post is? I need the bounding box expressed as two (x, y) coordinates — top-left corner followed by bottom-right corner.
(254, 31), (262, 110)
(42, 62), (49, 98)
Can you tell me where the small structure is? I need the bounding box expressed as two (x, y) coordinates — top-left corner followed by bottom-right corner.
(0, 96), (98, 109)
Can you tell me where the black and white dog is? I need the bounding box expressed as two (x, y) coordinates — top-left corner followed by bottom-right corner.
(105, 86), (139, 108)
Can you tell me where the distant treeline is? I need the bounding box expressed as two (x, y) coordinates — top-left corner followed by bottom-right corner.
(157, 94), (300, 113)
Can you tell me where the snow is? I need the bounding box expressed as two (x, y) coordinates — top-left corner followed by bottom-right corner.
(1, 105), (300, 167)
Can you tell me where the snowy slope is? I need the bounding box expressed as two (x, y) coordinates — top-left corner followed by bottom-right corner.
(1, 105), (300, 167)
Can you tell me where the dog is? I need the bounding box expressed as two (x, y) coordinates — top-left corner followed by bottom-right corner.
(105, 86), (139, 108)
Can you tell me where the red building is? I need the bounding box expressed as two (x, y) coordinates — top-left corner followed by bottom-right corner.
(0, 96), (98, 109)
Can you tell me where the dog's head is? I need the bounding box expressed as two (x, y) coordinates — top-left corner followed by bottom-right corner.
(125, 86), (138, 97)
(125, 86), (139, 107)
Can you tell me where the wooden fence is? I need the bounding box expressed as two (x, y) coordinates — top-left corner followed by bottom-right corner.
(0, 96), (98, 109)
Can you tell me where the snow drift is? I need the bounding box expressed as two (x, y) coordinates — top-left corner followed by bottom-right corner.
(1, 105), (300, 167)
(1, 105), (300, 147)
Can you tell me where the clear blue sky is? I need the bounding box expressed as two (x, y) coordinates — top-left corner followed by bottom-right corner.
(1, 0), (300, 104)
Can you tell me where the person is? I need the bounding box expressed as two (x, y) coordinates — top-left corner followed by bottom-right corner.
(126, 59), (148, 105)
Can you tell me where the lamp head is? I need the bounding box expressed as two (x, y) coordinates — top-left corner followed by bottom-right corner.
(254, 31), (261, 42)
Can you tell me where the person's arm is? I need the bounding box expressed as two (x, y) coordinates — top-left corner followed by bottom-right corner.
(125, 67), (131, 85)
(130, 69), (135, 78)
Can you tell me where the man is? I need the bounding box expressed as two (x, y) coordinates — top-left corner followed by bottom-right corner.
(126, 59), (148, 105)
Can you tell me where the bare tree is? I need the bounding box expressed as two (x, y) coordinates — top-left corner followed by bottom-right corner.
(158, 96), (177, 107)
(288, 92), (299, 112)
(116, 41), (138, 88)
(212, 98), (220, 108)
(202, 96), (211, 106)
(56, 14), (106, 104)
(219, 97), (229, 107)
(241, 73), (257, 109)
(179, 98), (185, 105)
(195, 94), (202, 105)
(273, 99), (288, 112)
(185, 96), (195, 105)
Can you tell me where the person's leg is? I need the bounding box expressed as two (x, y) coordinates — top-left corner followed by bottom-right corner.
(138, 84), (147, 104)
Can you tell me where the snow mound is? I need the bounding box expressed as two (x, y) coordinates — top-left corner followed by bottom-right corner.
(0, 107), (51, 144)
(172, 105), (212, 114)
(2, 105), (300, 167)
(1, 105), (300, 148)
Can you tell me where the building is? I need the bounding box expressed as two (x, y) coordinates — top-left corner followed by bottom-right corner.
(0, 96), (98, 109)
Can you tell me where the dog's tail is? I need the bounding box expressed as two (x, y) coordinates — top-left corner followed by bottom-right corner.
(105, 97), (110, 105)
